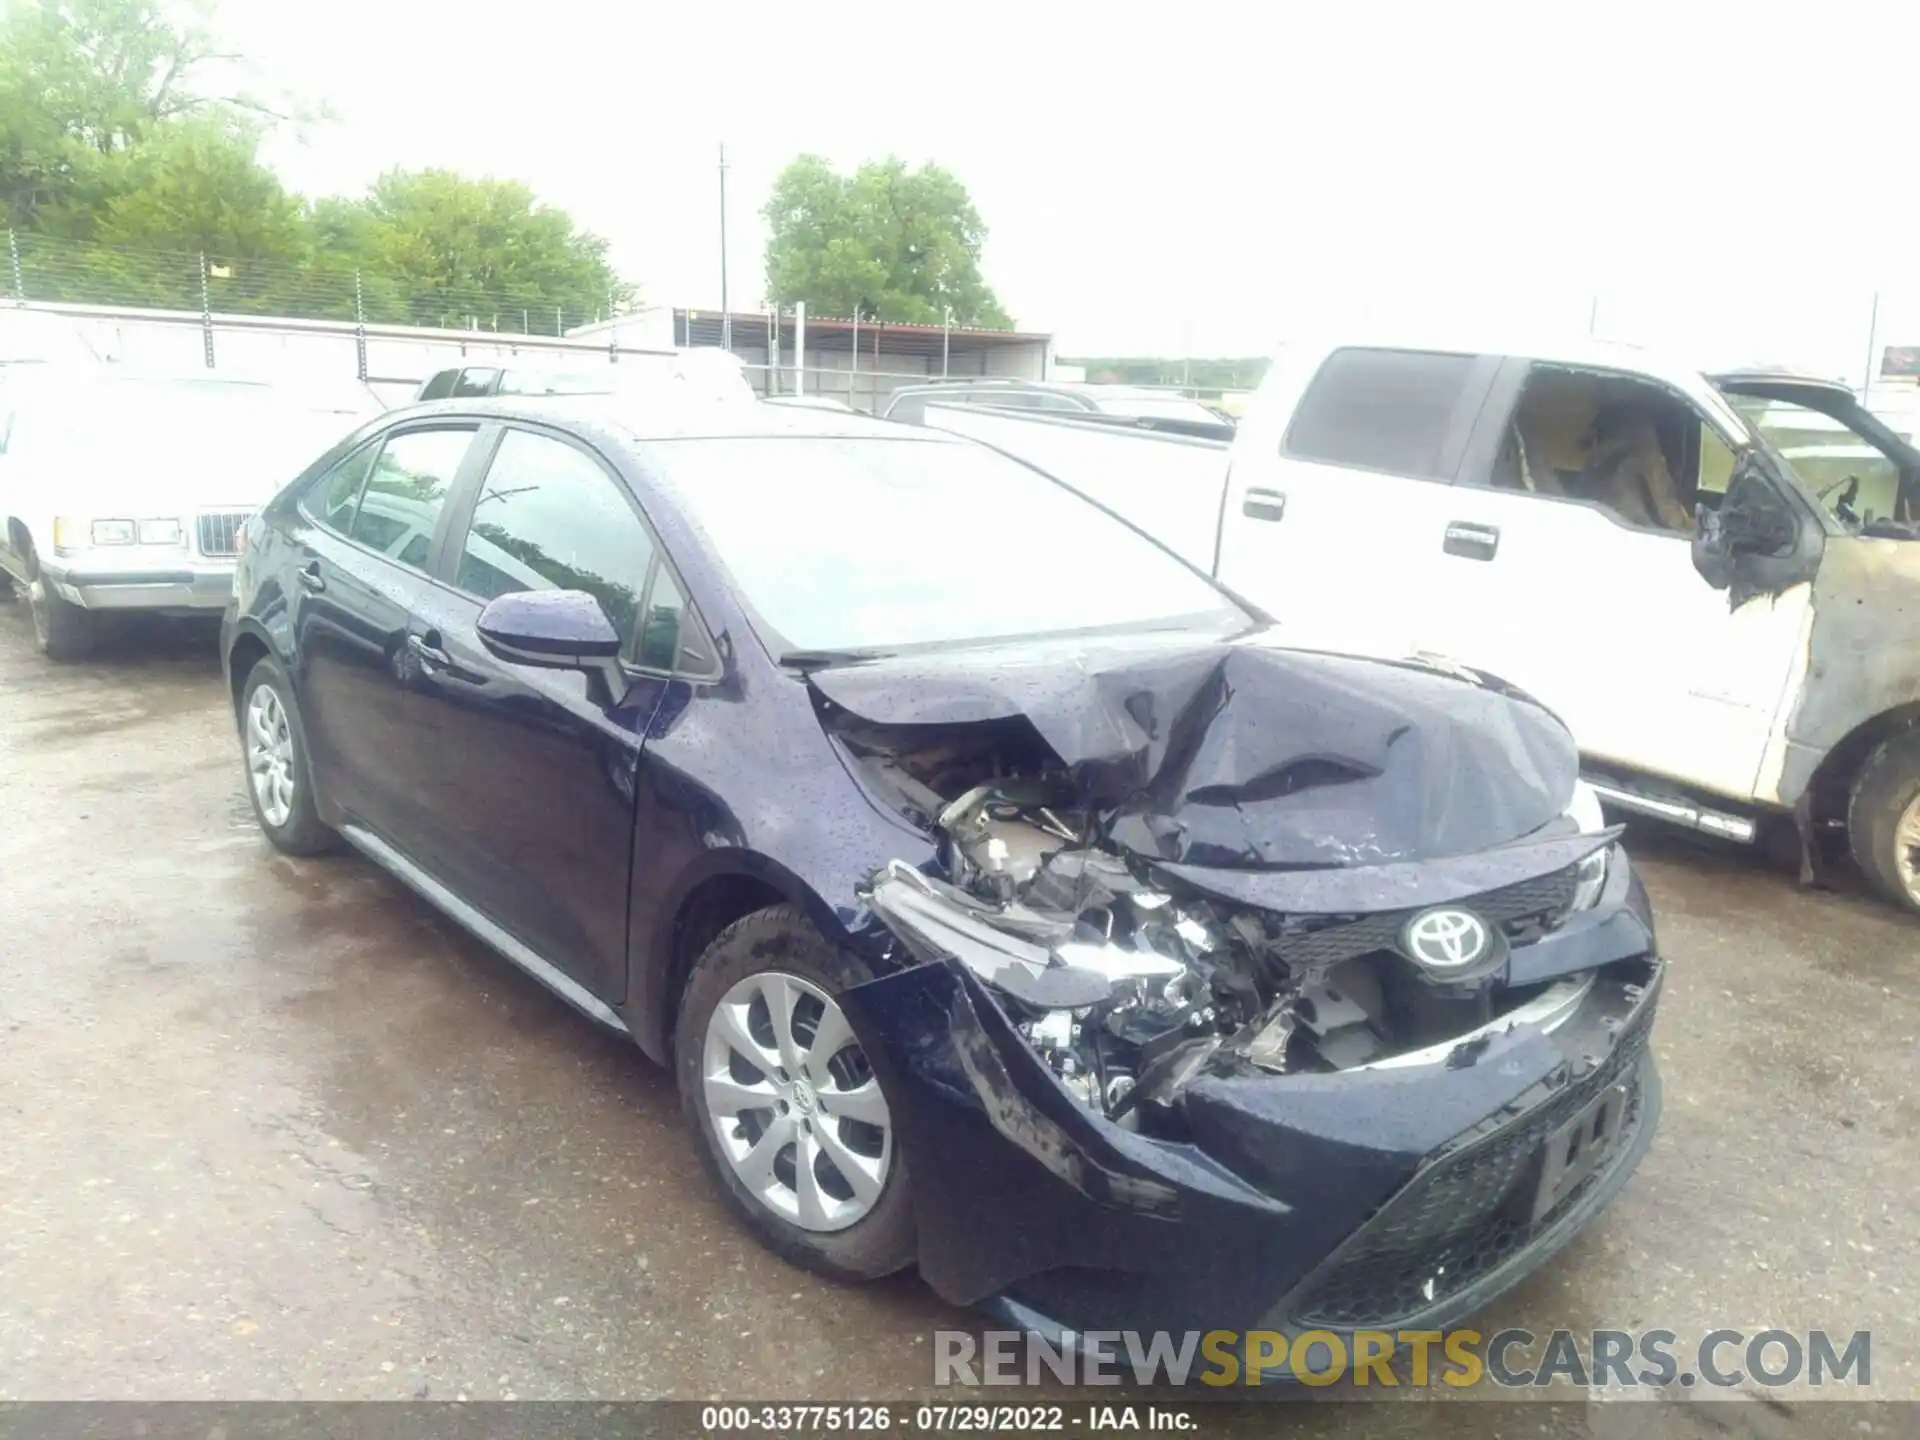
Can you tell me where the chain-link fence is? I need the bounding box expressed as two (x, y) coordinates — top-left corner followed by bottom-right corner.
(2, 230), (1257, 417)
(5, 230), (625, 337)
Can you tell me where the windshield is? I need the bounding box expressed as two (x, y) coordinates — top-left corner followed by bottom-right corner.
(654, 436), (1247, 656)
(1091, 392), (1227, 425)
(1727, 393), (1915, 528)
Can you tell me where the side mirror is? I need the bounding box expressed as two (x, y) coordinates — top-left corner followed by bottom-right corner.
(477, 589), (625, 694)
(1692, 459), (1799, 591)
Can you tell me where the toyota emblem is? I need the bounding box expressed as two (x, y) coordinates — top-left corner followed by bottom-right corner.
(1401, 908), (1493, 971)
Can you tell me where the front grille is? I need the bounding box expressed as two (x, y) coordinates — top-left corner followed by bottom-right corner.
(1267, 864), (1579, 972)
(1279, 1010), (1652, 1330)
(196, 511), (248, 557)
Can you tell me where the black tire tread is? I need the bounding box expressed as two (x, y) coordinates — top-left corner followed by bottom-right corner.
(29, 574), (94, 661)
(237, 655), (339, 857)
(1847, 726), (1920, 915)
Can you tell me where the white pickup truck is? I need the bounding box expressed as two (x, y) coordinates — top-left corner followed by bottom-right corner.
(904, 336), (1920, 915)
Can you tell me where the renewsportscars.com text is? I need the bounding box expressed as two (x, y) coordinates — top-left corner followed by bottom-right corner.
(933, 1328), (1872, 1389)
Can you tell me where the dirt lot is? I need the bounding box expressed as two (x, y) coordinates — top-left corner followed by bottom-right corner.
(0, 599), (1913, 1422)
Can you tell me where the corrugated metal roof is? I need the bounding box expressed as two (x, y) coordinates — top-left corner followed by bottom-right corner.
(675, 309), (1049, 357)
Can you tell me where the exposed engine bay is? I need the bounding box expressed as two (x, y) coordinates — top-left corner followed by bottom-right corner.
(815, 639), (1619, 1137)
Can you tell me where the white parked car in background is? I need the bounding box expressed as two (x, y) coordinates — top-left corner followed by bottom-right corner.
(0, 307), (103, 368)
(413, 347), (756, 405)
(0, 367), (383, 660)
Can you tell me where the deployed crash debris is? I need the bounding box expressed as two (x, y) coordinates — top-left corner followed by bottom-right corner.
(823, 641), (1626, 1129)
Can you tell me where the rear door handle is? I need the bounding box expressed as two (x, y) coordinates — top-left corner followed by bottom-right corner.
(1443, 521), (1500, 560)
(407, 632), (453, 669)
(298, 560), (326, 592)
(1242, 487), (1286, 521)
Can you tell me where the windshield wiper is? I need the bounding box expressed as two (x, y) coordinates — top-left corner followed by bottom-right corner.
(778, 646), (895, 670)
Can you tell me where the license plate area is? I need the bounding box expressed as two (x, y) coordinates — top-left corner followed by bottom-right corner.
(1529, 1078), (1631, 1223)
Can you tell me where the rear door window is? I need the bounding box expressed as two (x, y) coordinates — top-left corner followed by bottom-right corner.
(349, 427), (478, 568)
(418, 371), (459, 401)
(1284, 348), (1483, 479)
(304, 442), (381, 536)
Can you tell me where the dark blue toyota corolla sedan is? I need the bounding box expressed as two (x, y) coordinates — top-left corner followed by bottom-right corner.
(222, 394), (1663, 1360)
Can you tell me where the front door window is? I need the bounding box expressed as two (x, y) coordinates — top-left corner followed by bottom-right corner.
(1726, 395), (1913, 530)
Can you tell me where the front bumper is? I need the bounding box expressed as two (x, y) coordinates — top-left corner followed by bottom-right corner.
(839, 857), (1664, 1351)
(43, 557), (236, 613)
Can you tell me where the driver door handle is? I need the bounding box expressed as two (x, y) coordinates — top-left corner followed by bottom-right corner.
(298, 560), (326, 592)
(1243, 487), (1286, 521)
(1443, 521), (1500, 560)
(407, 632), (453, 669)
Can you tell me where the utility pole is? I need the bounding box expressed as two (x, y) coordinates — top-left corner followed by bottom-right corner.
(942, 306), (952, 378)
(718, 142), (731, 353)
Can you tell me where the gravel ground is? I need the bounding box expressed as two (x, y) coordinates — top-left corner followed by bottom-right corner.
(0, 599), (1911, 1433)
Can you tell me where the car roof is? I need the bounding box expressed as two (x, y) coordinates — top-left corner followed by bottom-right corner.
(1707, 366), (1856, 400)
(394, 392), (948, 444)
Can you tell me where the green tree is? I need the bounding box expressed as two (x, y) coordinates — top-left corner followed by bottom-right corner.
(0, 0), (291, 228)
(83, 118), (306, 304)
(0, 1), (635, 329)
(763, 154), (1011, 328)
(324, 169), (634, 332)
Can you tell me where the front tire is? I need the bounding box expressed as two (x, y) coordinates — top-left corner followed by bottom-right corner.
(1847, 728), (1920, 915)
(28, 573), (94, 661)
(675, 906), (914, 1281)
(237, 655), (337, 856)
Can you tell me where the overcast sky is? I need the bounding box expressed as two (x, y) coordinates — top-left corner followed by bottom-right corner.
(227, 0), (1920, 378)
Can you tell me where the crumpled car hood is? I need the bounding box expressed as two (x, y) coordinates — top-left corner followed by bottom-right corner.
(808, 631), (1578, 868)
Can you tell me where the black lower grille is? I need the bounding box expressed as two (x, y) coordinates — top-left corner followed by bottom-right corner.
(196, 511), (247, 557)
(1279, 1018), (1652, 1330)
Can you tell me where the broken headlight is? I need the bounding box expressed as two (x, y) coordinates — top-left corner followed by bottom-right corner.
(1567, 780), (1609, 911)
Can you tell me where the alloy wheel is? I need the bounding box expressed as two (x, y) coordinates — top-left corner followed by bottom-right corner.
(701, 970), (892, 1232)
(246, 683), (297, 828)
(1896, 794), (1920, 905)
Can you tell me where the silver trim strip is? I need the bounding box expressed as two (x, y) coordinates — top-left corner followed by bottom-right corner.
(1585, 780), (1757, 844)
(1356, 971), (1596, 1071)
(339, 823), (630, 1035)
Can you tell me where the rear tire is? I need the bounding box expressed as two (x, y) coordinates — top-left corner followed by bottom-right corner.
(28, 573), (94, 661)
(1847, 728), (1920, 916)
(237, 655), (338, 856)
(675, 905), (914, 1282)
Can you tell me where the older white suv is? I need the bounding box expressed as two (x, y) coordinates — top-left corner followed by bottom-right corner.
(0, 368), (380, 659)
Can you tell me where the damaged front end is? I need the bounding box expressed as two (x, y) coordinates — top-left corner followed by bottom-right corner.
(822, 639), (1665, 1343)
